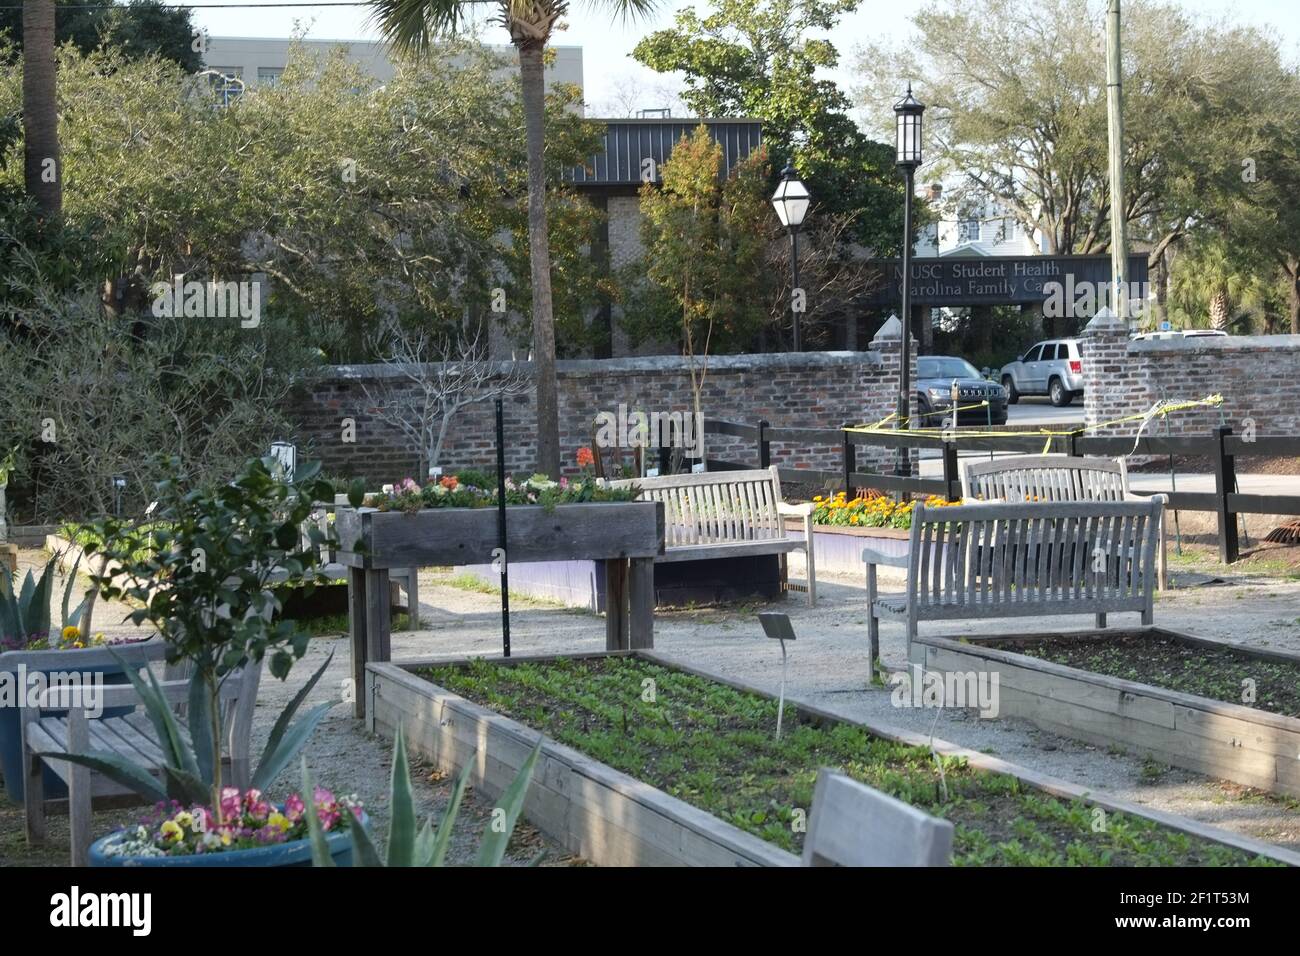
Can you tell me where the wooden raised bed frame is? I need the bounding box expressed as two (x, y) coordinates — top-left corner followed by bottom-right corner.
(912, 627), (1300, 799)
(365, 651), (1300, 868)
(335, 502), (664, 717)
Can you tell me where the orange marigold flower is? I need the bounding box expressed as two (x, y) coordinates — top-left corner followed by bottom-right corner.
(576, 447), (595, 468)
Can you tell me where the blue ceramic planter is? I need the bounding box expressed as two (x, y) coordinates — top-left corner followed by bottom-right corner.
(89, 816), (363, 867)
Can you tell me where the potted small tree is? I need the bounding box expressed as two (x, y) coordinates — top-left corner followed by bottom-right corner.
(46, 455), (367, 865)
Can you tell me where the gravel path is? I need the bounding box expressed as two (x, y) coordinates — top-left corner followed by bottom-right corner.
(5, 545), (1299, 864)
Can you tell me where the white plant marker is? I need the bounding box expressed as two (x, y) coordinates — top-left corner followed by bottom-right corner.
(759, 612), (797, 741)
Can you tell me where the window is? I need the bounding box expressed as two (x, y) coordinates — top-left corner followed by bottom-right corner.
(1023, 345), (1043, 363)
(957, 218), (981, 243)
(1043, 344), (1059, 360)
(258, 68), (283, 86)
(206, 67), (245, 106)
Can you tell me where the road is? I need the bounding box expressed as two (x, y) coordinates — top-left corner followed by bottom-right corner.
(1005, 397), (1084, 427)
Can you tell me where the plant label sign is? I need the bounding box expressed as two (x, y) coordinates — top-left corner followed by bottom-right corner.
(269, 441), (297, 480)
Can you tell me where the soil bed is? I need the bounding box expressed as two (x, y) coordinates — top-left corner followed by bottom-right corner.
(998, 633), (1300, 718)
(419, 656), (1277, 867)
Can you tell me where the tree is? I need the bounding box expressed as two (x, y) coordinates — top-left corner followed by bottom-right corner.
(634, 0), (905, 254)
(21, 0), (60, 217)
(368, 0), (659, 479)
(360, 323), (528, 479)
(855, 0), (1293, 268)
(0, 0), (200, 70)
(0, 41), (604, 356)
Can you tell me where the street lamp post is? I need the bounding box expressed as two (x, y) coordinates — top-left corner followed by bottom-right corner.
(771, 162), (811, 351)
(893, 84), (925, 478)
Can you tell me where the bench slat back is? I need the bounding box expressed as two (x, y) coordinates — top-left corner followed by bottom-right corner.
(907, 499), (1162, 614)
(608, 466), (785, 548)
(961, 455), (1128, 503)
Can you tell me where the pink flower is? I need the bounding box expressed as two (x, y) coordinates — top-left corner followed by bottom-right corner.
(219, 787), (241, 819)
(284, 793), (305, 822)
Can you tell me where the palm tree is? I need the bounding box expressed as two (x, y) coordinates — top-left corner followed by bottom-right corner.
(1171, 239), (1257, 332)
(22, 0), (61, 218)
(368, 0), (656, 477)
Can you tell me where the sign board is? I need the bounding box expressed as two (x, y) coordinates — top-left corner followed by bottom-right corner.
(269, 442), (297, 480)
(861, 254), (1149, 308)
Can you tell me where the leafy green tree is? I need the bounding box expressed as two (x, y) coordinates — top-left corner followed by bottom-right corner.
(368, 0), (659, 478)
(0, 0), (200, 70)
(855, 0), (1293, 269)
(0, 41), (605, 358)
(634, 0), (905, 254)
(631, 125), (771, 356)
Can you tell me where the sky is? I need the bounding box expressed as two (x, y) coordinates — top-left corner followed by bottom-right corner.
(190, 0), (1300, 116)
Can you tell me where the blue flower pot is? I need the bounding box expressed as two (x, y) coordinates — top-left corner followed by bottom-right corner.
(88, 815), (364, 867)
(0, 642), (154, 805)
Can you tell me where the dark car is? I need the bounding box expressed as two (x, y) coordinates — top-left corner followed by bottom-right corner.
(915, 356), (1009, 427)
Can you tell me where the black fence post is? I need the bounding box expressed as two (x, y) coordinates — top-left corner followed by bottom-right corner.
(658, 445), (671, 475)
(757, 419), (771, 469)
(1067, 432), (1080, 458)
(942, 439), (960, 501)
(1213, 425), (1239, 564)
(842, 424), (857, 499)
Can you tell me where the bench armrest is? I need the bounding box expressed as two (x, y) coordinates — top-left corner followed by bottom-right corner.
(861, 547), (909, 569)
(777, 501), (814, 518)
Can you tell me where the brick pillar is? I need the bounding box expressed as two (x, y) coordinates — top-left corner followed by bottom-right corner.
(868, 315), (919, 475)
(1080, 309), (1141, 436)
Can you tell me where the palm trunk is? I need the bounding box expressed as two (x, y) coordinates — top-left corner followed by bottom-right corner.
(22, 0), (61, 218)
(1208, 290), (1230, 331)
(1286, 256), (1299, 335)
(517, 42), (560, 478)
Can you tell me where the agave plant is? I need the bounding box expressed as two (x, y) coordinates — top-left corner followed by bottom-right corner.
(0, 552), (94, 652)
(303, 724), (541, 867)
(43, 648), (336, 812)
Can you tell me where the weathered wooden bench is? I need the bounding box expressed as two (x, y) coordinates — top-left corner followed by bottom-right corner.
(863, 497), (1166, 660)
(607, 466), (816, 605)
(21, 643), (261, 865)
(961, 454), (1167, 589)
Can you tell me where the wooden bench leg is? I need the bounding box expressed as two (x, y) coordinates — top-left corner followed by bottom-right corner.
(67, 709), (91, 867)
(22, 710), (46, 845)
(1095, 612), (1107, 628)
(865, 564), (880, 675)
(803, 514), (817, 607)
(348, 567), (368, 720)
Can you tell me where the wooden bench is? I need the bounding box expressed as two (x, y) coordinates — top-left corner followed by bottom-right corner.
(21, 644), (261, 865)
(863, 497), (1166, 660)
(607, 466), (816, 605)
(802, 769), (953, 866)
(961, 454), (1167, 589)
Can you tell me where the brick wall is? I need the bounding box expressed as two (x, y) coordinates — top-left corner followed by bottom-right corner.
(1082, 316), (1300, 438)
(289, 340), (916, 483)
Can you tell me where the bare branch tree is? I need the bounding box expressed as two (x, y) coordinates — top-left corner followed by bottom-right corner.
(361, 322), (529, 479)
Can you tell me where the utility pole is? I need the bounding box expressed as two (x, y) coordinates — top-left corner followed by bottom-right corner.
(1106, 0), (1130, 322)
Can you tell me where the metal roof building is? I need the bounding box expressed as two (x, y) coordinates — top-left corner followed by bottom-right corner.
(566, 118), (764, 191)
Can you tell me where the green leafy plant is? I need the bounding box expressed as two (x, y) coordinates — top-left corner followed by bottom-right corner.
(41, 455), (362, 820)
(0, 553), (94, 652)
(304, 724), (541, 867)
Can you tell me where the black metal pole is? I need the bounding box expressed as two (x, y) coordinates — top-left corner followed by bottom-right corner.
(897, 165), (915, 483)
(790, 229), (801, 352)
(495, 397), (511, 657)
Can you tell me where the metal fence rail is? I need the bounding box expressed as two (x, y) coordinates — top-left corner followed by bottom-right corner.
(699, 418), (1300, 565)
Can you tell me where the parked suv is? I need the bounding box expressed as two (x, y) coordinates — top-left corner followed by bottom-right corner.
(915, 356), (1009, 427)
(999, 338), (1084, 407)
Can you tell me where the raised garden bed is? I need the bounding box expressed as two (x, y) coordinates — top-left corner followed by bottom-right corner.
(365, 651), (1298, 867)
(912, 627), (1300, 799)
(783, 518), (912, 576)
